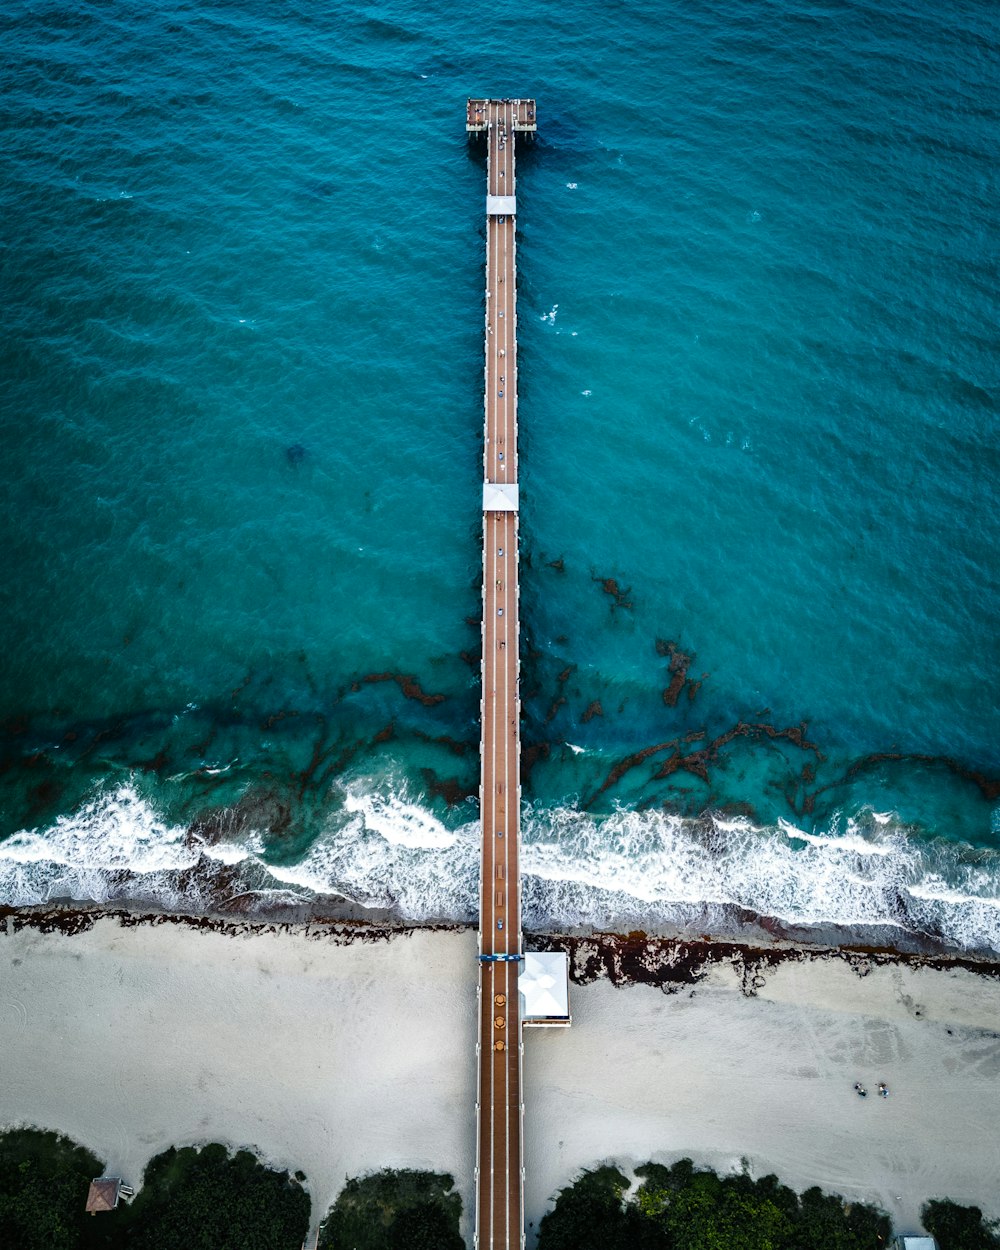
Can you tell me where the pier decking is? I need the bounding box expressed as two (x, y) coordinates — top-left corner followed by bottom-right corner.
(469, 97), (535, 1250)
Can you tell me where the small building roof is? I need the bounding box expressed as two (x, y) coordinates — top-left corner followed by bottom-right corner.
(487, 194), (517, 216)
(520, 951), (570, 1021)
(85, 1177), (121, 1213)
(895, 1239), (937, 1250)
(483, 482), (519, 512)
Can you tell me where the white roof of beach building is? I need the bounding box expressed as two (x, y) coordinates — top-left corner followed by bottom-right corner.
(483, 482), (519, 512)
(487, 194), (517, 216)
(895, 1238), (938, 1250)
(519, 952), (570, 1021)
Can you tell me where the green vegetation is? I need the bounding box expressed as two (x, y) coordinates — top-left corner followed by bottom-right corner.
(114, 1143), (309, 1250)
(318, 1168), (463, 1250)
(922, 1198), (1000, 1250)
(532, 1165), (647, 1250)
(0, 1129), (103, 1250)
(0, 1133), (308, 1250)
(538, 1158), (892, 1250)
(6, 1128), (1000, 1250)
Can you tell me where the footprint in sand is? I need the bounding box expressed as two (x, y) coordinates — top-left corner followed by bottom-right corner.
(1, 999), (28, 1032)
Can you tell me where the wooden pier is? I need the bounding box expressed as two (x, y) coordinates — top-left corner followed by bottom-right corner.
(469, 96), (535, 1250)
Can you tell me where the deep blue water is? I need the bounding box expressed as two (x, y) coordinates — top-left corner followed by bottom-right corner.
(1, 0), (998, 949)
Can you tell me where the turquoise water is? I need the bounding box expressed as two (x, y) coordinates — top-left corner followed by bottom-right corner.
(2, 0), (998, 949)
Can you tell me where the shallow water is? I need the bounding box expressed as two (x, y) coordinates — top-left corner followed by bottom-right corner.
(1, 0), (998, 949)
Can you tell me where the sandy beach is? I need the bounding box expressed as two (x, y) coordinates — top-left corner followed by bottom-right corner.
(1, 914), (999, 1245)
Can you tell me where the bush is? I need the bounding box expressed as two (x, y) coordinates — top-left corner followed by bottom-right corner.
(0, 1128), (103, 1250)
(793, 1185), (891, 1250)
(536, 1166), (653, 1250)
(537, 1159), (891, 1250)
(319, 1169), (463, 1250)
(115, 1143), (309, 1250)
(922, 1198), (1000, 1250)
(651, 1169), (792, 1250)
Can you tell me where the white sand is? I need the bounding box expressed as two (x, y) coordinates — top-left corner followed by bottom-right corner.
(0, 920), (478, 1241)
(2, 917), (999, 1246)
(524, 957), (1000, 1241)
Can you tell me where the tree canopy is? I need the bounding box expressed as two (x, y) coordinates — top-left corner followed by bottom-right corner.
(922, 1198), (1000, 1250)
(538, 1159), (892, 1250)
(535, 1165), (651, 1250)
(318, 1168), (463, 1250)
(0, 1128), (103, 1250)
(6, 1128), (999, 1250)
(118, 1143), (309, 1250)
(0, 1135), (308, 1250)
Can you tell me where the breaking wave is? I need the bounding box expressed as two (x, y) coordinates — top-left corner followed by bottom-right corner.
(2, 780), (999, 953)
(0, 786), (201, 910)
(521, 805), (1000, 951)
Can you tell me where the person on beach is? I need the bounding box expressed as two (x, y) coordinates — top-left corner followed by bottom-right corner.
(854, 1082), (868, 1097)
(878, 1082), (889, 1098)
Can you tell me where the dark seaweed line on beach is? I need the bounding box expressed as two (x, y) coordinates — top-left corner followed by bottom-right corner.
(4, 905), (999, 996)
(0, 904), (464, 944)
(530, 929), (1000, 996)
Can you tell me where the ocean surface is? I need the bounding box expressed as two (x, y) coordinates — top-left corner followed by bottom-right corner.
(2, 0), (998, 951)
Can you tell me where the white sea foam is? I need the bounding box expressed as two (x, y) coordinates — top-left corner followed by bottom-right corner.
(522, 806), (906, 924)
(202, 842), (252, 867)
(342, 785), (457, 849)
(266, 784), (478, 921)
(2, 783), (999, 952)
(780, 817), (892, 856)
(0, 784), (198, 908)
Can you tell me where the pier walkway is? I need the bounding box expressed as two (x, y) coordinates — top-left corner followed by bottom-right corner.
(468, 96), (536, 1250)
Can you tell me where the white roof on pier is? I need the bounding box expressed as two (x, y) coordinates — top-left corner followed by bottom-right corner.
(519, 952), (570, 1022)
(483, 482), (519, 512)
(487, 195), (517, 216)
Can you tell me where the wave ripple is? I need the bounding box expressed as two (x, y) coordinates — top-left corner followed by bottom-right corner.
(3, 782), (999, 954)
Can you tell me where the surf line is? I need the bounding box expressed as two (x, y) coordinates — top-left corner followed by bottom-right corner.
(467, 96), (570, 1250)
